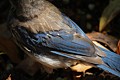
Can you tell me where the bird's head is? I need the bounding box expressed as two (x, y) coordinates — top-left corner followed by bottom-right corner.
(9, 0), (48, 21)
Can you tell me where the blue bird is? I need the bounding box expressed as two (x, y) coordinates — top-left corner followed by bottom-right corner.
(8, 0), (120, 77)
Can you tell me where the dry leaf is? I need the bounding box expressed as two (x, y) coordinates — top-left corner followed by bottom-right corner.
(87, 32), (118, 52)
(71, 64), (92, 73)
(99, 0), (120, 32)
(6, 74), (11, 80)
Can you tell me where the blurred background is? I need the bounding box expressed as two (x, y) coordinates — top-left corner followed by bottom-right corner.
(49, 0), (120, 38)
(49, 0), (109, 32)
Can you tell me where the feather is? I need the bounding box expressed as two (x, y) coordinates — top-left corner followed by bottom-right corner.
(9, 0), (120, 77)
(97, 47), (120, 77)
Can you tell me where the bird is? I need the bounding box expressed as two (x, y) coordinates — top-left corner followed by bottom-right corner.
(8, 0), (120, 77)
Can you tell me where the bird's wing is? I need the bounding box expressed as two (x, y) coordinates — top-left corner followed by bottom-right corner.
(9, 1), (120, 77)
(11, 6), (104, 64)
(61, 14), (90, 41)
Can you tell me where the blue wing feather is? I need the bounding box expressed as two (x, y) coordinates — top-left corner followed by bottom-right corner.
(34, 29), (95, 57)
(97, 47), (120, 77)
(62, 14), (90, 41)
(12, 12), (120, 77)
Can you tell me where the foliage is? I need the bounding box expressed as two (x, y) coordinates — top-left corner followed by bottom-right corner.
(99, 0), (120, 32)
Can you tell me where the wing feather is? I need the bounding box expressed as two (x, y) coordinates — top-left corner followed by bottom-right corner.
(11, 7), (104, 64)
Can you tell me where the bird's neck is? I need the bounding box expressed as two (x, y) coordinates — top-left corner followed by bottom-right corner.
(10, 0), (47, 20)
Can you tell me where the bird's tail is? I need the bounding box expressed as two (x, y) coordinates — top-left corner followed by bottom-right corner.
(97, 47), (120, 77)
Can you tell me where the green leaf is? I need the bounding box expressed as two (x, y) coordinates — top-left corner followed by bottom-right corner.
(99, 0), (120, 32)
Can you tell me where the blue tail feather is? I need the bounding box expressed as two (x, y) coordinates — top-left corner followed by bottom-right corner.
(97, 47), (120, 77)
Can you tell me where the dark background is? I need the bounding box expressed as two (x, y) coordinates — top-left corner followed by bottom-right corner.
(49, 0), (109, 32)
